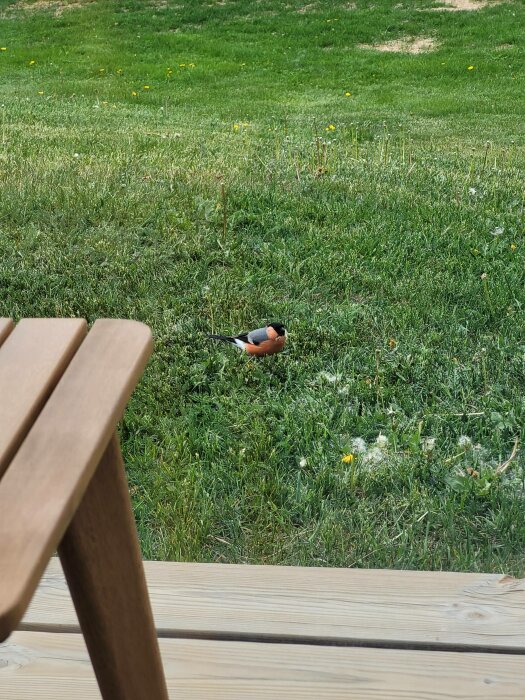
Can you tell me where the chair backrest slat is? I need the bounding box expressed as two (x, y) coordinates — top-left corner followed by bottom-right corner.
(0, 319), (87, 480)
(0, 319), (152, 641)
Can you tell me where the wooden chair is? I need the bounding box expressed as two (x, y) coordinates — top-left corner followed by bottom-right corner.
(0, 318), (169, 700)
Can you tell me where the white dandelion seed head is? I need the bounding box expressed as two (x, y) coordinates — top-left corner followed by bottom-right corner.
(468, 187), (477, 195)
(363, 447), (384, 466)
(458, 435), (472, 449)
(319, 371), (340, 384)
(421, 437), (436, 453)
(376, 433), (389, 449)
(351, 437), (367, 454)
(299, 457), (307, 468)
(491, 226), (504, 236)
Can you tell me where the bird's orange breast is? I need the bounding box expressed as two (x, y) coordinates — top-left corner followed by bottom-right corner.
(245, 336), (286, 357)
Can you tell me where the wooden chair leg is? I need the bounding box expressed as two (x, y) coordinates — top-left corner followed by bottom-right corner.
(58, 433), (169, 700)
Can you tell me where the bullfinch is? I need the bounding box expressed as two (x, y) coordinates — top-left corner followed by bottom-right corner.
(209, 322), (287, 357)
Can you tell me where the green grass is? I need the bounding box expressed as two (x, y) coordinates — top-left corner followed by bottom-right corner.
(1, 0), (524, 573)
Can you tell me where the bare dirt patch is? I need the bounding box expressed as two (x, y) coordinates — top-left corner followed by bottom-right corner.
(8, 0), (92, 16)
(430, 0), (505, 10)
(358, 37), (438, 54)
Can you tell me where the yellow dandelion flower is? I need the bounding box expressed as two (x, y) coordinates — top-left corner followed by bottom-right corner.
(37, 90), (44, 95)
(327, 124), (336, 131)
(233, 123), (240, 131)
(345, 91), (351, 96)
(511, 243), (517, 251)
(179, 63), (186, 68)
(467, 65), (475, 70)
(131, 91), (137, 96)
(99, 68), (105, 73)
(0, 48), (7, 52)
(143, 85), (150, 89)
(29, 60), (36, 65)
(189, 62), (195, 68)
(342, 454), (354, 464)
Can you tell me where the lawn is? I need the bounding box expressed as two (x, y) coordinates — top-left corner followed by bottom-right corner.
(0, 0), (524, 573)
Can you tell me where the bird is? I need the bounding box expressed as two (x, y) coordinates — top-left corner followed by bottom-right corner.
(209, 322), (287, 357)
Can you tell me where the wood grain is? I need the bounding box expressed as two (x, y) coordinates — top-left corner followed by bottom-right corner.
(0, 318), (87, 478)
(0, 319), (152, 641)
(0, 318), (13, 347)
(58, 434), (169, 700)
(23, 559), (525, 652)
(3, 632), (525, 699)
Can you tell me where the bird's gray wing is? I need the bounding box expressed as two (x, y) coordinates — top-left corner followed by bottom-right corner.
(246, 326), (270, 345)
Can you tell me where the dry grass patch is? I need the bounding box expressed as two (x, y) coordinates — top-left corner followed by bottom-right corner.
(7, 0), (92, 15)
(297, 3), (317, 12)
(430, 0), (506, 10)
(358, 37), (438, 54)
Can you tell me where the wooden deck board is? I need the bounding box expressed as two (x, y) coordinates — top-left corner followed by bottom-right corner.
(2, 632), (525, 699)
(22, 559), (525, 652)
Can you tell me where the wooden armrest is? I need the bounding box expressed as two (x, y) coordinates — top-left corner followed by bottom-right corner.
(0, 319), (153, 641)
(0, 318), (14, 346)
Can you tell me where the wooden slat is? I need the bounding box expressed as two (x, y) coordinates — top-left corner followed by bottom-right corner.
(0, 320), (153, 641)
(0, 318), (13, 346)
(2, 632), (525, 699)
(0, 318), (87, 477)
(23, 559), (525, 653)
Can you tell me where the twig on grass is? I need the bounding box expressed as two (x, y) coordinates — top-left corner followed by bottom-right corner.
(496, 437), (520, 475)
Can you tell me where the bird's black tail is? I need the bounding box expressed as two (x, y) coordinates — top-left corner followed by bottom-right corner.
(209, 334), (235, 344)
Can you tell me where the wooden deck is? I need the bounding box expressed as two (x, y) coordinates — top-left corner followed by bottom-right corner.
(2, 557), (525, 698)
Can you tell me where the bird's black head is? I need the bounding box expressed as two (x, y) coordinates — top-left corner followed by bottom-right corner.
(269, 322), (287, 337)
